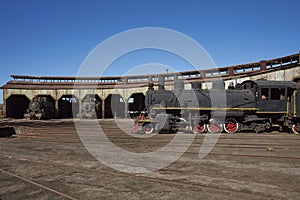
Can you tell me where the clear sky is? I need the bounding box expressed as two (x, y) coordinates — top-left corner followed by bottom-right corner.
(0, 0), (299, 103)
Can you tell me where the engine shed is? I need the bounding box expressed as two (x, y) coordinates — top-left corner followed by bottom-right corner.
(1, 53), (300, 119)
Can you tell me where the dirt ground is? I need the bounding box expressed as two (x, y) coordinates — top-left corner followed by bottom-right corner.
(0, 119), (299, 200)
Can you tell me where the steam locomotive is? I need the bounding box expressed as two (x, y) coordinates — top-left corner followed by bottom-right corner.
(24, 96), (56, 120)
(137, 77), (300, 134)
(24, 95), (101, 120)
(80, 95), (101, 119)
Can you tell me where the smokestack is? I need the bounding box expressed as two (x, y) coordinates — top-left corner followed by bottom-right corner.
(158, 76), (165, 90)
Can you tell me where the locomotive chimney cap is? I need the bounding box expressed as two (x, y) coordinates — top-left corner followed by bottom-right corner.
(148, 82), (154, 88)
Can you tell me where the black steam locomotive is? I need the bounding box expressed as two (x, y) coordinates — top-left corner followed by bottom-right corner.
(80, 95), (101, 119)
(137, 77), (300, 134)
(24, 96), (56, 120)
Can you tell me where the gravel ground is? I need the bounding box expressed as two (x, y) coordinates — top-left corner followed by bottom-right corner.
(0, 119), (299, 200)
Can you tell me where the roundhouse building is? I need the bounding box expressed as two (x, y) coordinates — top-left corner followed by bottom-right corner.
(1, 53), (300, 119)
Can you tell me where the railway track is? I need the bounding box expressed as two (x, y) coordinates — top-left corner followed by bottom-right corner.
(14, 137), (300, 161)
(0, 155), (281, 200)
(6, 119), (300, 160)
(13, 130), (300, 153)
(15, 134), (300, 148)
(0, 168), (77, 200)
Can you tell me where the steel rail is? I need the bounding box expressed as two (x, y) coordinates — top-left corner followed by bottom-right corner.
(0, 168), (78, 200)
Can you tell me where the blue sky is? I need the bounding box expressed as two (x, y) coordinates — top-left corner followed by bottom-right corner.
(0, 0), (299, 103)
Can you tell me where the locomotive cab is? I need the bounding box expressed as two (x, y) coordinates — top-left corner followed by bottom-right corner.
(255, 81), (296, 114)
(242, 80), (296, 114)
(242, 80), (300, 133)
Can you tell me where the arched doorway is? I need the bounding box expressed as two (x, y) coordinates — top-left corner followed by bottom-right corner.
(105, 94), (125, 118)
(6, 95), (30, 118)
(58, 95), (79, 118)
(128, 93), (145, 118)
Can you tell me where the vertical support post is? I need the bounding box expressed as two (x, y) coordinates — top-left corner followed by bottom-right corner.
(228, 67), (234, 76)
(200, 71), (206, 79)
(2, 90), (6, 118)
(55, 99), (59, 118)
(55, 90), (59, 118)
(101, 99), (105, 119)
(174, 74), (178, 80)
(124, 98), (129, 119)
(260, 60), (267, 71)
(78, 92), (82, 119)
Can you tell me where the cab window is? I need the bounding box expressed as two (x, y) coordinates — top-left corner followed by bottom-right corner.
(261, 88), (269, 100)
(271, 88), (285, 100)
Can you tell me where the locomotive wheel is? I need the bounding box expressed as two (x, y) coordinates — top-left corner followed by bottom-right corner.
(142, 123), (154, 134)
(292, 124), (299, 135)
(279, 125), (288, 132)
(178, 118), (191, 133)
(207, 118), (223, 134)
(223, 118), (239, 134)
(192, 122), (206, 134)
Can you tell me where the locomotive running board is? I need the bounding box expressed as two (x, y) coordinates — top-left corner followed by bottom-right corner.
(151, 107), (259, 111)
(137, 119), (156, 123)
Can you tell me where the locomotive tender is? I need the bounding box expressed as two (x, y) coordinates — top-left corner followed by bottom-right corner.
(139, 76), (300, 134)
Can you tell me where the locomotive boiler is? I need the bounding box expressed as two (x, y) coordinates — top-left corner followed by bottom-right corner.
(138, 76), (300, 134)
(24, 96), (56, 120)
